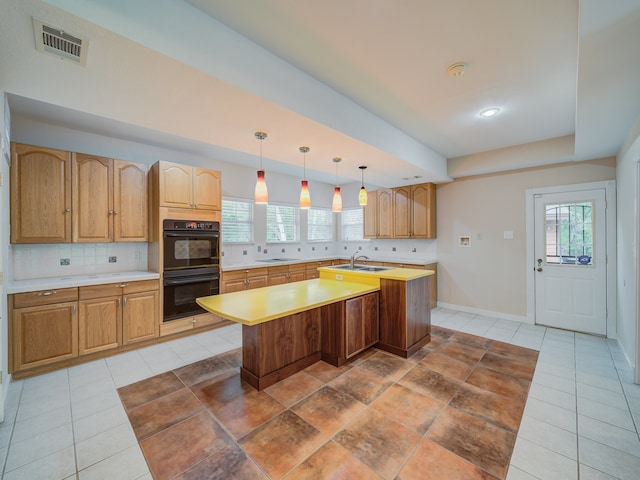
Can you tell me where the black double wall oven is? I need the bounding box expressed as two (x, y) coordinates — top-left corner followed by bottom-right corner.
(163, 219), (220, 322)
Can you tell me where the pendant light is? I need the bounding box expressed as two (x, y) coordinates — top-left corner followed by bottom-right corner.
(358, 165), (368, 206)
(332, 157), (343, 213)
(299, 146), (311, 209)
(254, 132), (268, 204)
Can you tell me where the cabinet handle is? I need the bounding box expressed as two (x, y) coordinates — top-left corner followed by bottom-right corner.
(243, 269), (250, 273)
(72, 304), (76, 315)
(65, 208), (71, 213)
(191, 319), (197, 324)
(38, 290), (57, 296)
(108, 210), (113, 215)
(117, 298), (121, 307)
(113, 211), (119, 215)
(123, 297), (127, 307)
(117, 283), (129, 288)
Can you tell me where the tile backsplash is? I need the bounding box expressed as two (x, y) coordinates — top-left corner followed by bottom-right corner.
(11, 243), (149, 280)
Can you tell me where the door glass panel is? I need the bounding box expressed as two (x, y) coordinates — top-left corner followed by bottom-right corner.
(545, 201), (593, 265)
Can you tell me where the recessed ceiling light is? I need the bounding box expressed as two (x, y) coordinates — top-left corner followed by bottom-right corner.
(479, 107), (501, 118)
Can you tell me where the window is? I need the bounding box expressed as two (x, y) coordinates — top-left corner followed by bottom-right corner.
(545, 201), (593, 265)
(267, 204), (299, 242)
(307, 208), (333, 241)
(342, 208), (364, 241)
(221, 199), (253, 243)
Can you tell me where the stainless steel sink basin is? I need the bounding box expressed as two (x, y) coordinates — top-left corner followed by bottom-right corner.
(329, 264), (392, 272)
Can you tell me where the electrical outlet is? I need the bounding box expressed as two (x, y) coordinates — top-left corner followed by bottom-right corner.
(109, 256), (117, 263)
(60, 258), (70, 266)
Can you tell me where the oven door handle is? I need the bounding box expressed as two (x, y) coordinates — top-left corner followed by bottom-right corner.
(164, 276), (219, 286)
(164, 231), (219, 238)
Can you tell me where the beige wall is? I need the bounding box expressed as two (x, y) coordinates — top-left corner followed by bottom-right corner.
(437, 157), (616, 318)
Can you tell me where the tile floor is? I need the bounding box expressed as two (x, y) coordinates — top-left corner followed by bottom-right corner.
(0, 308), (637, 479)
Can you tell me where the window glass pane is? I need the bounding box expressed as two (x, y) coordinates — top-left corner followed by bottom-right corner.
(545, 201), (593, 265)
(308, 208), (333, 241)
(222, 199), (253, 243)
(342, 208), (364, 241)
(267, 204), (299, 242)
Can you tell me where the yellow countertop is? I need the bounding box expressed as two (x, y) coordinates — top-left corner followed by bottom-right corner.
(197, 278), (379, 326)
(318, 266), (434, 284)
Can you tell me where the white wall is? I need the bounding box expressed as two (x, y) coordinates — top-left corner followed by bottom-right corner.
(0, 92), (10, 420)
(616, 120), (640, 375)
(437, 158), (617, 319)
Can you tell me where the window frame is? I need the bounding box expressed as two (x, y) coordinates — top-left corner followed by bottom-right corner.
(221, 197), (254, 244)
(266, 202), (300, 243)
(307, 207), (334, 242)
(341, 207), (365, 241)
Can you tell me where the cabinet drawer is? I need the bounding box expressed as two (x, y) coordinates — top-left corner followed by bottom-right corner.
(123, 279), (159, 294)
(80, 284), (123, 300)
(13, 287), (78, 308)
(268, 265), (289, 275)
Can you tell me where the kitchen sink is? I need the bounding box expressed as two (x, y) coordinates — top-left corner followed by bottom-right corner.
(329, 264), (392, 272)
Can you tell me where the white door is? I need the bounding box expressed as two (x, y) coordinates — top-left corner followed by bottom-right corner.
(534, 189), (607, 335)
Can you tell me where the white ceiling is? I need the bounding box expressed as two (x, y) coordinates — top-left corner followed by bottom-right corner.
(1, 0), (640, 187)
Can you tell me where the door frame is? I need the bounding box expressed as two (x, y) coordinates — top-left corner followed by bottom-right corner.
(525, 180), (617, 337)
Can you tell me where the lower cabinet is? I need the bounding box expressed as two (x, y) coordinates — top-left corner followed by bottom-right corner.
(11, 290), (79, 372)
(222, 268), (269, 293)
(321, 292), (379, 366)
(10, 280), (160, 377)
(160, 312), (227, 337)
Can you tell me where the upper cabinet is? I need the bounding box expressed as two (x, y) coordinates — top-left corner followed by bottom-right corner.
(156, 161), (221, 211)
(364, 182), (436, 239)
(72, 153), (149, 243)
(393, 183), (436, 239)
(363, 189), (393, 239)
(10, 143), (72, 244)
(10, 143), (148, 244)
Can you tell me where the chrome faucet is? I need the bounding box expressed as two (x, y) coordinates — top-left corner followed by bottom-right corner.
(350, 251), (369, 269)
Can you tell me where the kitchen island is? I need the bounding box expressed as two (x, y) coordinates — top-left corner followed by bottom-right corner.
(197, 267), (433, 390)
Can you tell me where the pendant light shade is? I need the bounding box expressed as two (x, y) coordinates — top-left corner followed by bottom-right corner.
(299, 146), (311, 209)
(332, 157), (343, 213)
(254, 132), (268, 204)
(358, 165), (368, 206)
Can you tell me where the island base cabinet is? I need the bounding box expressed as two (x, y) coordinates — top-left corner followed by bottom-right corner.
(241, 308), (322, 390)
(378, 276), (431, 358)
(11, 302), (79, 372)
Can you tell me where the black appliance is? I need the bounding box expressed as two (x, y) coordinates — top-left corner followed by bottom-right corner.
(163, 219), (220, 270)
(162, 219), (220, 321)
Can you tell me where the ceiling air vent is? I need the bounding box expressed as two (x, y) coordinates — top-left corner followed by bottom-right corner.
(32, 18), (89, 66)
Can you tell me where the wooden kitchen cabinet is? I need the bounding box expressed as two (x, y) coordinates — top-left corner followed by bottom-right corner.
(345, 293), (379, 358)
(321, 292), (379, 366)
(222, 268), (269, 292)
(155, 161), (221, 211)
(160, 312), (228, 337)
(305, 260), (332, 279)
(10, 287), (79, 372)
(121, 280), (160, 344)
(268, 263), (308, 285)
(113, 160), (149, 241)
(393, 183), (436, 239)
(10, 143), (72, 244)
(383, 261), (438, 309)
(363, 189), (393, 239)
(73, 154), (148, 242)
(78, 291), (122, 355)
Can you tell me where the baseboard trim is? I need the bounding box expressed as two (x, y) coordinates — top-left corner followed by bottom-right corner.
(436, 302), (532, 324)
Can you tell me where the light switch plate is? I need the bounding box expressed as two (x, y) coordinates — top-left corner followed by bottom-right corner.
(503, 231), (514, 239)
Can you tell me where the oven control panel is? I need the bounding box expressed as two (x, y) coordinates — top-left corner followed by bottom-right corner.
(163, 220), (219, 231)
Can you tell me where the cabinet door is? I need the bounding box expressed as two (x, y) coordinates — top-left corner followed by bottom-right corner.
(247, 275), (268, 289)
(363, 191), (377, 238)
(12, 302), (78, 371)
(393, 186), (411, 238)
(113, 160), (148, 242)
(193, 168), (222, 210)
(376, 189), (394, 238)
(222, 278), (247, 293)
(288, 271), (306, 283)
(411, 183), (436, 239)
(159, 162), (193, 208)
(268, 273), (288, 286)
(123, 291), (159, 344)
(425, 262), (438, 309)
(10, 143), (72, 243)
(345, 297), (365, 358)
(362, 293), (379, 348)
(73, 153), (113, 242)
(78, 296), (122, 355)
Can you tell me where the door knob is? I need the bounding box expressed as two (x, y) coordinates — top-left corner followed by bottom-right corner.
(536, 258), (543, 272)
(536, 267), (543, 272)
